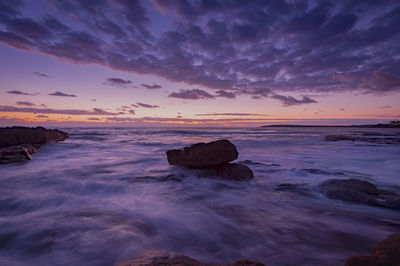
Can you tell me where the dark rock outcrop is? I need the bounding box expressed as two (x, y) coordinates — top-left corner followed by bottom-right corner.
(324, 134), (400, 144)
(0, 127), (68, 164)
(319, 179), (400, 210)
(116, 251), (266, 266)
(0, 126), (68, 148)
(346, 233), (400, 266)
(166, 140), (253, 180)
(167, 140), (238, 168)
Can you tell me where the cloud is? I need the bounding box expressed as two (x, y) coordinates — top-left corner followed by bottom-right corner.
(216, 90), (236, 99)
(0, 106), (121, 115)
(131, 104), (139, 108)
(380, 105), (392, 109)
(16, 101), (35, 106)
(196, 113), (268, 116)
(35, 115), (48, 118)
(106, 117), (136, 122)
(33, 71), (50, 78)
(103, 78), (133, 88)
(88, 117), (100, 121)
(6, 90), (35, 96)
(136, 102), (159, 108)
(168, 89), (215, 100)
(271, 94), (318, 106)
(141, 83), (162, 89)
(0, 0), (399, 105)
(48, 91), (77, 97)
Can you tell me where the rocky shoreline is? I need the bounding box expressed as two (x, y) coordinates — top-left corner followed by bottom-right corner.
(0, 126), (68, 164)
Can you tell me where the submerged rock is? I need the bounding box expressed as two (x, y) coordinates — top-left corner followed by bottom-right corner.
(116, 250), (266, 266)
(196, 163), (254, 181)
(0, 127), (68, 164)
(346, 233), (400, 266)
(319, 179), (400, 210)
(166, 139), (238, 169)
(324, 134), (400, 144)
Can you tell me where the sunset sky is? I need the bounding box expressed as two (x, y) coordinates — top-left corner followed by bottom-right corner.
(0, 0), (399, 127)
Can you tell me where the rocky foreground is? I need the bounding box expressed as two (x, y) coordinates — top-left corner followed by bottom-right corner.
(166, 140), (253, 180)
(116, 233), (400, 266)
(346, 233), (400, 266)
(117, 251), (265, 266)
(0, 126), (68, 164)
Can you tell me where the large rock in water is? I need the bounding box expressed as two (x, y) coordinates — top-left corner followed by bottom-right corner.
(346, 233), (400, 266)
(319, 179), (400, 210)
(0, 127), (68, 164)
(0, 126), (68, 148)
(116, 250), (266, 266)
(166, 139), (238, 168)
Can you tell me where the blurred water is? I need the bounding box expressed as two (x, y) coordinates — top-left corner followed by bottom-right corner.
(0, 127), (399, 265)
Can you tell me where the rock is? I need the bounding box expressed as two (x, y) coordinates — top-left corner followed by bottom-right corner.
(324, 134), (400, 144)
(319, 179), (400, 210)
(275, 183), (312, 196)
(116, 251), (266, 266)
(166, 139), (238, 169)
(0, 127), (68, 164)
(346, 233), (400, 266)
(0, 144), (40, 164)
(213, 163), (254, 181)
(0, 126), (68, 148)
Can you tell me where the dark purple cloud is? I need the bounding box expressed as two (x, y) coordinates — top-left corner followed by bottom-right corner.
(271, 94), (317, 106)
(168, 89), (215, 100)
(0, 0), (399, 104)
(88, 117), (100, 121)
(6, 90), (35, 96)
(141, 83), (162, 89)
(16, 101), (35, 106)
(48, 91), (76, 97)
(216, 90), (236, 99)
(36, 115), (48, 118)
(380, 105), (392, 109)
(0, 106), (120, 115)
(136, 102), (159, 108)
(103, 78), (133, 88)
(33, 71), (50, 78)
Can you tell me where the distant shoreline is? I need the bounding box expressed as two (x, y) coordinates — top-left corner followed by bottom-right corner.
(262, 122), (400, 128)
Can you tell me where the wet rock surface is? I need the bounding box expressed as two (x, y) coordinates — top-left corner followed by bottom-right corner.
(0, 127), (68, 164)
(166, 139), (238, 168)
(116, 251), (266, 266)
(346, 233), (400, 266)
(319, 179), (400, 210)
(167, 140), (253, 180)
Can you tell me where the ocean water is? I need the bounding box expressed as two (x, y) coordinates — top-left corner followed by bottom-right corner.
(0, 127), (399, 266)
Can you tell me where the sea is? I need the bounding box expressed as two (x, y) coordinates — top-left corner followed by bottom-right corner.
(0, 127), (399, 266)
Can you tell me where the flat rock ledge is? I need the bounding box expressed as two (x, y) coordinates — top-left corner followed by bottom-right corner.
(116, 251), (265, 266)
(319, 179), (400, 210)
(166, 140), (253, 180)
(346, 233), (400, 266)
(0, 126), (68, 164)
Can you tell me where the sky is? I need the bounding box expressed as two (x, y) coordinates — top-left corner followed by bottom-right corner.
(0, 0), (399, 127)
